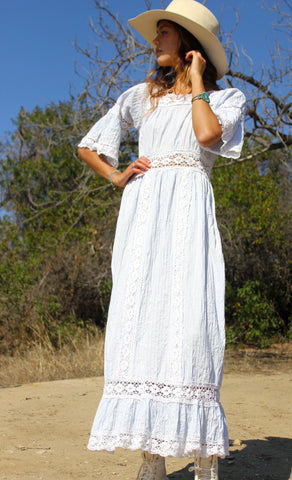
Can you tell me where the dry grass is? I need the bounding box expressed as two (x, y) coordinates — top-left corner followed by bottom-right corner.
(0, 328), (105, 387)
(1, 332), (291, 388)
(224, 343), (292, 374)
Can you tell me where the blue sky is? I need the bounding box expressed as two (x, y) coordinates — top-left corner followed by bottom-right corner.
(0, 0), (277, 140)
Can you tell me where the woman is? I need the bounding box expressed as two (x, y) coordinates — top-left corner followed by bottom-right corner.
(78, 1), (246, 479)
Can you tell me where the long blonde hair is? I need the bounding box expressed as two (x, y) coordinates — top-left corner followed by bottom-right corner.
(147, 21), (220, 108)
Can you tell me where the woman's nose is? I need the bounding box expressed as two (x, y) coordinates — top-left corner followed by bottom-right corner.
(153, 35), (159, 45)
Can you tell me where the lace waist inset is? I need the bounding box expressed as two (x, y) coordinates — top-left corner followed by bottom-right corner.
(104, 380), (219, 405)
(149, 153), (211, 178)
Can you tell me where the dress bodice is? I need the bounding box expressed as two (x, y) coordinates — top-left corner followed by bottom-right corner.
(139, 92), (218, 177)
(78, 82), (246, 177)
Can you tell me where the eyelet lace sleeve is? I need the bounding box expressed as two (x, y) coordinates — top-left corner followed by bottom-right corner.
(205, 88), (246, 159)
(78, 83), (147, 167)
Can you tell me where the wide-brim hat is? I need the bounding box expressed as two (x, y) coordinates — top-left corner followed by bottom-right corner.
(129, 0), (227, 79)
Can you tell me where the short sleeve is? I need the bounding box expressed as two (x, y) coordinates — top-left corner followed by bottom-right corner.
(78, 83), (147, 168)
(204, 88), (246, 159)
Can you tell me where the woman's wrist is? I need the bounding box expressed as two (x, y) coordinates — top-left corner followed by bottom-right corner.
(109, 169), (121, 187)
(191, 92), (210, 104)
(190, 71), (204, 87)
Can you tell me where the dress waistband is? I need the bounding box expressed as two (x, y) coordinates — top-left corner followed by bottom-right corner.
(149, 153), (211, 178)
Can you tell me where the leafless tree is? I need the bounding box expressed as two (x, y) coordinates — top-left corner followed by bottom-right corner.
(74, 0), (291, 168)
(2, 0), (290, 231)
(222, 0), (291, 166)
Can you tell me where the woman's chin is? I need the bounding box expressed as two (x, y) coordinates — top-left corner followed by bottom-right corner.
(156, 55), (175, 68)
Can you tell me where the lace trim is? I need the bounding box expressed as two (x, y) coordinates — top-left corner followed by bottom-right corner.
(151, 160), (199, 168)
(118, 173), (154, 374)
(157, 93), (192, 107)
(104, 380), (219, 404)
(150, 153), (211, 178)
(88, 432), (228, 458)
(168, 170), (192, 381)
(213, 110), (244, 159)
(77, 139), (118, 167)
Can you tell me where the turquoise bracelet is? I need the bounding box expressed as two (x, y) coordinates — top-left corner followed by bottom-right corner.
(109, 169), (121, 185)
(191, 92), (210, 103)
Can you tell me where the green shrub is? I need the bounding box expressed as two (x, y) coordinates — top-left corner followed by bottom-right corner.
(226, 280), (283, 348)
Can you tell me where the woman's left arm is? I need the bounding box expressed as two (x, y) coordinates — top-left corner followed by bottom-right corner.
(186, 50), (222, 148)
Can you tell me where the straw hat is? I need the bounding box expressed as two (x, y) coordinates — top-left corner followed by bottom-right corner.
(129, 0), (227, 79)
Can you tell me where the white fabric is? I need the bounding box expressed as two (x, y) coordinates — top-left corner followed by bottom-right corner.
(78, 83), (246, 458)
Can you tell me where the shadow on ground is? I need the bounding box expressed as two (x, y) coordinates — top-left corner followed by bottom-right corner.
(167, 437), (292, 480)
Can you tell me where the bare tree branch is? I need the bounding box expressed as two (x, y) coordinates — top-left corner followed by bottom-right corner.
(1, 0), (291, 235)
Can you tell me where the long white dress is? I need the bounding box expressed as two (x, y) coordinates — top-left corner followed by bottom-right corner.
(78, 83), (246, 459)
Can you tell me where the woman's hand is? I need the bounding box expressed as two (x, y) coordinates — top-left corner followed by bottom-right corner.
(77, 148), (151, 188)
(185, 50), (206, 80)
(111, 156), (151, 188)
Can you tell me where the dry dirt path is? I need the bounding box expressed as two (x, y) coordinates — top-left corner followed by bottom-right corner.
(0, 365), (291, 480)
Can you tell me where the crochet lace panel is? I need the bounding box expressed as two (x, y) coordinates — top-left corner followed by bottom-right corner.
(104, 380), (219, 405)
(168, 169), (192, 382)
(150, 153), (212, 178)
(157, 93), (192, 107)
(88, 432), (228, 458)
(118, 173), (155, 374)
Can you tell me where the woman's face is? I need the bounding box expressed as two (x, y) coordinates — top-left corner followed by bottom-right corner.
(153, 20), (181, 68)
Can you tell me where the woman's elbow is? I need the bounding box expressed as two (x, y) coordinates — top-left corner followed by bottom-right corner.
(78, 147), (84, 157)
(78, 147), (89, 161)
(196, 128), (222, 148)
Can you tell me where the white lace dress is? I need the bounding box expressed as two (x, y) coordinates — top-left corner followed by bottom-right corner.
(78, 83), (246, 458)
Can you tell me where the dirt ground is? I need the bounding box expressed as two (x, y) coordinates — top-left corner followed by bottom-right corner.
(0, 350), (291, 480)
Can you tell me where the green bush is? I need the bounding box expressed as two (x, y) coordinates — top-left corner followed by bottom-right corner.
(226, 280), (283, 348)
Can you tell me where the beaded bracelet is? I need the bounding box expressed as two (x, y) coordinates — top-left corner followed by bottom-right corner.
(191, 92), (210, 103)
(109, 169), (121, 186)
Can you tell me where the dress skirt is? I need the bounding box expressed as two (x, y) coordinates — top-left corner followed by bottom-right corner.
(87, 165), (229, 458)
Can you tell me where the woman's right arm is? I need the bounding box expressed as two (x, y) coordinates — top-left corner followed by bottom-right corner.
(77, 148), (151, 188)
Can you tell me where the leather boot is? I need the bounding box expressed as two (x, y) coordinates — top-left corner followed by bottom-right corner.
(136, 451), (169, 480)
(188, 454), (218, 480)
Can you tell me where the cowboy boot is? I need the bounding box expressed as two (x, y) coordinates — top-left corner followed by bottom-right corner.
(136, 451), (169, 480)
(188, 454), (218, 480)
